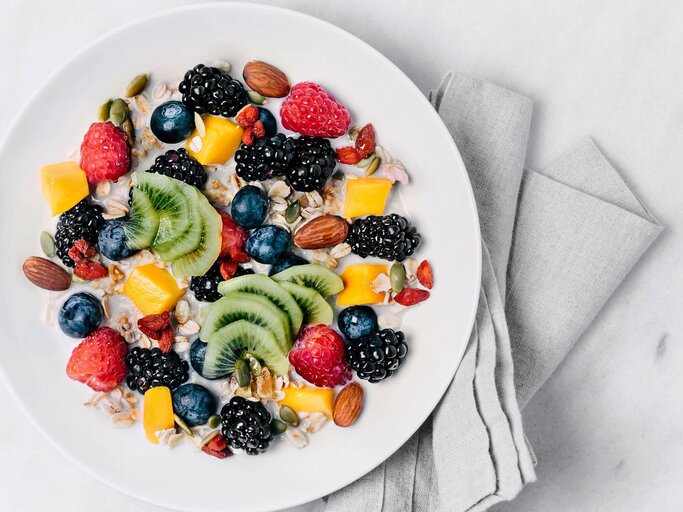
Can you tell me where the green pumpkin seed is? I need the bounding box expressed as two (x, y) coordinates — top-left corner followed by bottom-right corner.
(390, 262), (406, 292)
(208, 415), (221, 429)
(124, 73), (148, 97)
(109, 98), (129, 126)
(332, 171), (345, 180)
(271, 419), (287, 436)
(174, 414), (194, 437)
(279, 405), (299, 427)
(247, 90), (266, 105)
(349, 126), (360, 141)
(97, 99), (112, 122)
(365, 156), (382, 176)
(40, 231), (55, 258)
(235, 358), (252, 387)
(121, 119), (135, 146)
(248, 355), (262, 376)
(356, 156), (373, 168)
(217, 62), (232, 74)
(285, 201), (301, 223)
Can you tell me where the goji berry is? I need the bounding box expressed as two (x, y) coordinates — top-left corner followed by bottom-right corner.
(220, 259), (238, 281)
(228, 247), (251, 263)
(354, 124), (376, 158)
(138, 312), (171, 340)
(241, 127), (255, 146)
(252, 120), (266, 139)
(201, 433), (232, 459)
(217, 210), (249, 260)
(68, 239), (97, 265)
(336, 146), (361, 164)
(394, 288), (430, 306)
(158, 326), (174, 353)
(74, 260), (108, 280)
(416, 260), (433, 289)
(235, 105), (259, 128)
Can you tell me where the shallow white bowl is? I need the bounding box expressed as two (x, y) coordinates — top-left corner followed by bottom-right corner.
(0, 4), (480, 511)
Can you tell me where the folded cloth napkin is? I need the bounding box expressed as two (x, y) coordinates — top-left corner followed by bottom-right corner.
(324, 72), (662, 512)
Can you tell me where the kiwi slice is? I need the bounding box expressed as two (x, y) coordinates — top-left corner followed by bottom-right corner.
(125, 187), (160, 250)
(200, 291), (293, 351)
(279, 281), (333, 326)
(203, 320), (289, 377)
(153, 186), (203, 262)
(272, 264), (344, 298)
(218, 274), (303, 336)
(132, 172), (191, 247)
(170, 192), (222, 278)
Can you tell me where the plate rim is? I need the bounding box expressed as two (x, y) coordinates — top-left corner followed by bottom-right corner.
(0, 3), (481, 511)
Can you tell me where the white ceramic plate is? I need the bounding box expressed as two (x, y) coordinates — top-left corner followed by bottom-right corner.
(0, 4), (480, 511)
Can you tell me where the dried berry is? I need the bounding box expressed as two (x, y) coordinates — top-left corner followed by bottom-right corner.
(393, 288), (430, 306)
(336, 146), (361, 164)
(158, 326), (174, 353)
(201, 433), (232, 459)
(242, 127), (255, 146)
(252, 120), (266, 139)
(73, 260), (108, 281)
(219, 259), (238, 280)
(416, 260), (433, 289)
(235, 105), (259, 128)
(355, 124), (376, 158)
(138, 312), (171, 340)
(68, 239), (97, 264)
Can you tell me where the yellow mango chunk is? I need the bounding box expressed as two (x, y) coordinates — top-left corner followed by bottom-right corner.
(337, 264), (388, 306)
(186, 115), (243, 165)
(279, 386), (335, 419)
(40, 161), (89, 216)
(122, 263), (185, 315)
(343, 177), (393, 219)
(143, 386), (174, 444)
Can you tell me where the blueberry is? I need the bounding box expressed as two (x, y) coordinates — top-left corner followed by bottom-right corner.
(58, 293), (103, 338)
(231, 185), (269, 229)
(189, 339), (227, 379)
(172, 383), (217, 427)
(150, 101), (195, 144)
(338, 306), (379, 340)
(98, 218), (137, 261)
(269, 254), (308, 276)
(258, 107), (277, 137)
(246, 225), (291, 264)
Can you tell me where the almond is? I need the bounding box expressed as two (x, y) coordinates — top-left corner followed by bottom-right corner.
(243, 61), (291, 98)
(23, 256), (71, 291)
(293, 215), (349, 249)
(333, 382), (364, 427)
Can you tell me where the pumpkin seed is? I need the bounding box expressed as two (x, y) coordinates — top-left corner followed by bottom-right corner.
(248, 355), (262, 376)
(247, 90), (266, 105)
(332, 171), (345, 180)
(40, 231), (55, 257)
(357, 156), (373, 168)
(279, 405), (299, 427)
(217, 61), (232, 73)
(97, 99), (112, 122)
(109, 98), (128, 126)
(349, 126), (360, 141)
(124, 73), (148, 97)
(390, 262), (406, 292)
(365, 156), (382, 176)
(285, 201), (301, 223)
(235, 358), (252, 387)
(271, 419), (287, 436)
(121, 119), (135, 146)
(208, 415), (221, 429)
(174, 414), (194, 437)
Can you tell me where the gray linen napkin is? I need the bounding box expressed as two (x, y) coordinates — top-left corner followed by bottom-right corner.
(325, 72), (662, 511)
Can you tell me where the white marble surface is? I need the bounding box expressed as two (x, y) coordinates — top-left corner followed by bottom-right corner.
(1, 1), (681, 511)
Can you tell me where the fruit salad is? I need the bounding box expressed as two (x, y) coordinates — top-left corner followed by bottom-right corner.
(24, 59), (433, 457)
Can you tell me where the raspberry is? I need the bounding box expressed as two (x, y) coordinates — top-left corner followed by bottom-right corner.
(393, 288), (430, 306)
(217, 210), (250, 261)
(355, 124), (376, 158)
(336, 146), (361, 165)
(280, 82), (351, 138)
(66, 327), (128, 391)
(288, 325), (351, 387)
(80, 122), (131, 184)
(416, 260), (433, 289)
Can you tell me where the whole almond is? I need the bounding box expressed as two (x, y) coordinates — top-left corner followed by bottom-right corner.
(243, 61), (291, 98)
(23, 256), (71, 291)
(333, 382), (364, 427)
(294, 215), (349, 249)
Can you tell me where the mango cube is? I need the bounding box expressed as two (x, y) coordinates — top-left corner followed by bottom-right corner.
(337, 264), (388, 306)
(122, 263), (185, 315)
(279, 386), (335, 419)
(40, 161), (89, 216)
(186, 115), (243, 165)
(143, 386), (174, 444)
(343, 177), (393, 219)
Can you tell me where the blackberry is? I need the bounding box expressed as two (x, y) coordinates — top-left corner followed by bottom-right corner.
(234, 134), (297, 182)
(346, 214), (421, 262)
(345, 329), (408, 383)
(220, 396), (273, 455)
(286, 136), (336, 192)
(148, 148), (207, 189)
(125, 347), (190, 394)
(55, 200), (104, 267)
(179, 64), (248, 118)
(190, 264), (254, 303)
